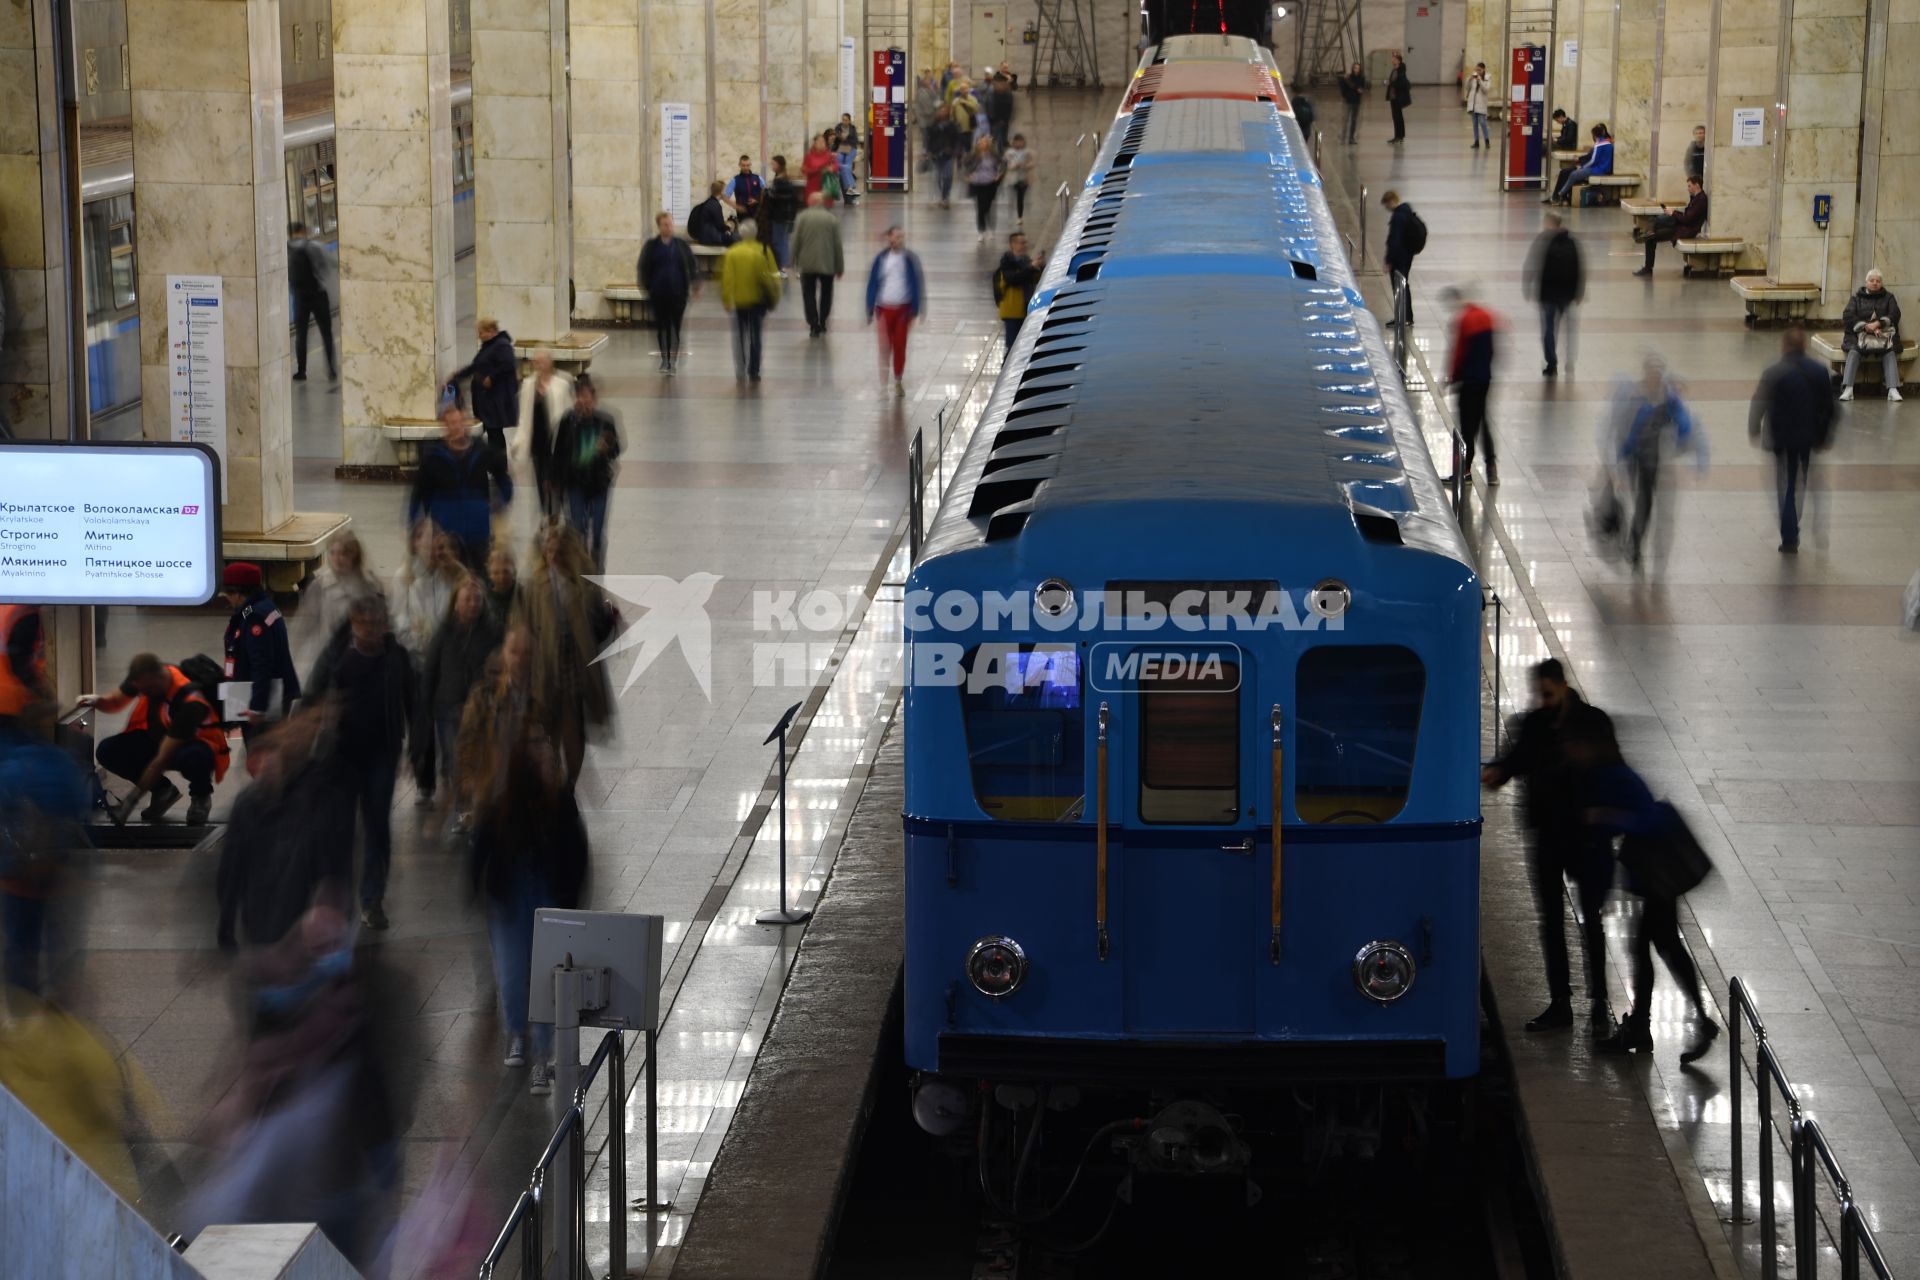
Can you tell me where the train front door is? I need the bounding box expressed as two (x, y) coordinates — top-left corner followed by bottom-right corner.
(1113, 644), (1261, 1034)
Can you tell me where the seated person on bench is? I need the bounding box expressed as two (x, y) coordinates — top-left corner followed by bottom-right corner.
(82, 654), (230, 827)
(1634, 176), (1708, 275)
(1550, 108), (1578, 152)
(1549, 123), (1612, 206)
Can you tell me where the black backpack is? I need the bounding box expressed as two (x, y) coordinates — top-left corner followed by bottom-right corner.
(178, 654), (228, 720)
(1402, 207), (1429, 256)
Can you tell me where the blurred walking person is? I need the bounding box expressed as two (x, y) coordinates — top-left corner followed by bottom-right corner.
(994, 232), (1046, 349)
(866, 226), (926, 396)
(389, 522), (462, 663)
(1613, 355), (1706, 572)
(965, 136), (1004, 239)
(550, 374), (622, 569)
(924, 106), (961, 208)
(304, 595), (414, 931)
(639, 212), (698, 376)
(1749, 326), (1837, 554)
(1524, 211), (1583, 378)
(1441, 287), (1500, 486)
(448, 318), (519, 459)
(0, 696), (89, 1000)
(288, 222), (336, 383)
(303, 533), (384, 673)
(483, 547), (519, 630)
(720, 220), (782, 384)
(513, 349), (573, 516)
(766, 155), (801, 272)
(792, 192), (845, 338)
(459, 627), (590, 1093)
(987, 72), (1015, 150)
(418, 577), (500, 834)
(1004, 133), (1035, 226)
(1338, 62), (1366, 144)
(217, 711), (354, 952)
(515, 525), (616, 783)
(407, 406), (511, 575)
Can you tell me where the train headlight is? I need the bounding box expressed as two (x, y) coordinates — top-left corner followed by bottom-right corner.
(1352, 940), (1415, 1003)
(966, 935), (1029, 999)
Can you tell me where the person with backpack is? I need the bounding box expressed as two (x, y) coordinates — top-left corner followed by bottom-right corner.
(1384, 51), (1412, 144)
(82, 653), (232, 828)
(1524, 210), (1583, 378)
(994, 232), (1046, 349)
(217, 711), (354, 951)
(1381, 189), (1426, 326)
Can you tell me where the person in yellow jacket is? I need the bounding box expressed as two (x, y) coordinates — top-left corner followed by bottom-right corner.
(993, 230), (1047, 350)
(719, 220), (783, 383)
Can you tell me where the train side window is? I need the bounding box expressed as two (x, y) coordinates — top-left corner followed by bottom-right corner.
(107, 220), (135, 310)
(959, 644), (1084, 822)
(1138, 659), (1239, 825)
(1295, 646), (1423, 824)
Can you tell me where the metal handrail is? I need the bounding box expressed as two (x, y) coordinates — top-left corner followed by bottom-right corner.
(479, 1029), (629, 1280)
(1728, 979), (1896, 1280)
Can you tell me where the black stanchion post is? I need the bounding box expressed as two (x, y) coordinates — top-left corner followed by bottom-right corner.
(757, 701), (811, 926)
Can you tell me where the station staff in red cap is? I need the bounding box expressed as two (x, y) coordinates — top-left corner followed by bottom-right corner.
(220, 562), (300, 740)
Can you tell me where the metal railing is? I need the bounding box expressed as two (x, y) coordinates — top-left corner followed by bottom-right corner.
(480, 1029), (631, 1280)
(1728, 978), (1895, 1280)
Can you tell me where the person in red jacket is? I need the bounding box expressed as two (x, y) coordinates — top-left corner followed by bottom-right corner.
(1442, 287), (1501, 487)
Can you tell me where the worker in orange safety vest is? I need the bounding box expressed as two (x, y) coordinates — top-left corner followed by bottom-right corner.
(81, 654), (229, 827)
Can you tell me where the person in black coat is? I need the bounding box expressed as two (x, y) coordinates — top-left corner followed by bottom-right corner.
(1381, 189), (1420, 324)
(688, 181), (734, 247)
(417, 576), (500, 828)
(1635, 175), (1708, 275)
(1384, 52), (1412, 143)
(220, 561), (300, 739)
(1748, 326), (1838, 553)
(1550, 108), (1578, 152)
(407, 406), (512, 574)
(217, 713), (354, 951)
(1838, 269), (1902, 401)
(287, 222), (336, 382)
(549, 375), (623, 570)
(1523, 211), (1584, 377)
(449, 319), (519, 458)
(1338, 63), (1366, 144)
(639, 213), (699, 375)
(303, 594), (414, 931)
(1483, 661), (1618, 1033)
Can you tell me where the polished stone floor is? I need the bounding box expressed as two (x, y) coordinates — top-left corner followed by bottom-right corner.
(53, 89), (1109, 1278)
(1315, 96), (1920, 1274)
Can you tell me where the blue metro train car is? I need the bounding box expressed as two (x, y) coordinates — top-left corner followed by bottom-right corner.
(901, 50), (1484, 1122)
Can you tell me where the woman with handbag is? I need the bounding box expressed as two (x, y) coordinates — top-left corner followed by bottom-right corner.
(1567, 721), (1719, 1062)
(1839, 269), (1903, 402)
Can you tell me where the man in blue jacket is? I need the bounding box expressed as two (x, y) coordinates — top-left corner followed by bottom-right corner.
(220, 561), (300, 741)
(865, 225), (925, 396)
(408, 405), (513, 573)
(449, 318), (519, 459)
(1550, 123), (1613, 206)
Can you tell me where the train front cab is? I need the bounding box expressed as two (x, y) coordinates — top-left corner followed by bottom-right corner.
(902, 566), (1483, 1091)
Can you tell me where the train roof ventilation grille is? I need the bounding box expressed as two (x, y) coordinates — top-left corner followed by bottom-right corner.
(985, 501), (1035, 542)
(968, 462), (1055, 518)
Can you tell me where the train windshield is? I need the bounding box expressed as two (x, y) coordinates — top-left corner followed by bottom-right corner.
(960, 644), (1085, 822)
(1294, 646), (1424, 823)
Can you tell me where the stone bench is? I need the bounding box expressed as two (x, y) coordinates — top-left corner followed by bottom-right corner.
(1582, 173), (1641, 205)
(1730, 276), (1822, 327)
(1676, 238), (1745, 278)
(379, 416), (442, 470)
(223, 512), (352, 592)
(692, 243), (726, 277)
(1620, 196), (1684, 236)
(1809, 333), (1915, 385)
(605, 284), (651, 324)
(513, 333), (607, 378)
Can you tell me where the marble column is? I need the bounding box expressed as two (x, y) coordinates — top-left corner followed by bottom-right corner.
(472, 0), (569, 341)
(1573, 0), (1615, 133)
(1611, 0), (1657, 176)
(913, 0), (949, 85)
(714, 0), (765, 177)
(129, 0), (292, 535)
(1772, 0), (1867, 311)
(333, 0), (458, 465)
(1550, 0), (1582, 122)
(1706, 0), (1784, 271)
(0, 0), (76, 443)
(645, 0), (714, 231)
(1859, 0), (1916, 297)
(1465, 0), (1489, 90)
(804, 0), (842, 139)
(768, 0), (807, 161)
(571, 0), (643, 320)
(1652, 0), (1712, 198)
